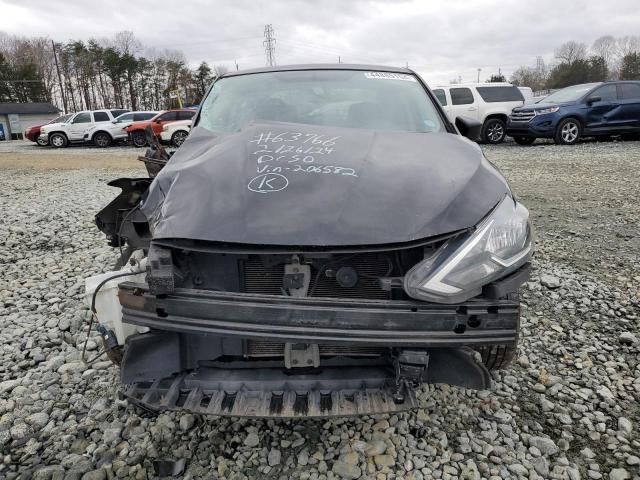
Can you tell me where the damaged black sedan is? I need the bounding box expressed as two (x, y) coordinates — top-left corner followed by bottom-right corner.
(91, 65), (533, 417)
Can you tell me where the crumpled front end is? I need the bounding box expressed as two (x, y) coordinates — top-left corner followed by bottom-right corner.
(114, 241), (527, 418)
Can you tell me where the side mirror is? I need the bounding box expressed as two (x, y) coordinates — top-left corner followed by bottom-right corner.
(586, 95), (601, 105)
(455, 116), (482, 142)
(111, 120), (117, 124)
(154, 119), (162, 124)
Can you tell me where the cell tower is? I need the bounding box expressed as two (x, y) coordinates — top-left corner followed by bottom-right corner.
(263, 24), (276, 66)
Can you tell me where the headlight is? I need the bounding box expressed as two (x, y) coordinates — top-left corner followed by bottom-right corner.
(535, 106), (559, 115)
(404, 196), (533, 304)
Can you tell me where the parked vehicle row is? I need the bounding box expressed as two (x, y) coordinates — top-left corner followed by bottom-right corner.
(34, 108), (196, 148)
(431, 80), (640, 146)
(27, 80), (640, 149)
(83, 111), (158, 147)
(507, 80), (640, 145)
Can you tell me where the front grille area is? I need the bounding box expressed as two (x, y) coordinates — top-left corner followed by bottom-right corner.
(246, 340), (386, 358)
(510, 111), (535, 122)
(241, 253), (393, 300)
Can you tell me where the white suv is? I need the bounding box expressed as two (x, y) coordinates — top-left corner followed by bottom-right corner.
(83, 111), (158, 147)
(431, 83), (524, 143)
(160, 119), (192, 147)
(40, 109), (129, 148)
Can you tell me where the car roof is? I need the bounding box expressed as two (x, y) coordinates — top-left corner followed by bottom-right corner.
(223, 63), (414, 78)
(434, 82), (514, 88)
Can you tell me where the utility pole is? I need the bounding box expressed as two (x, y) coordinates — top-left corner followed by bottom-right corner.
(263, 24), (276, 67)
(51, 40), (67, 113)
(477, 68), (482, 83)
(338, 56), (341, 64)
(235, 60), (239, 71)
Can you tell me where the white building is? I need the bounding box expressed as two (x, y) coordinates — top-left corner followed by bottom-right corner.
(0, 102), (61, 140)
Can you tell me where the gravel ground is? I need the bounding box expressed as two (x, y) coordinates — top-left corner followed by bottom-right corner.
(0, 139), (639, 480)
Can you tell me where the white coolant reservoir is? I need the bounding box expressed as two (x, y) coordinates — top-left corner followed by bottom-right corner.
(84, 253), (149, 345)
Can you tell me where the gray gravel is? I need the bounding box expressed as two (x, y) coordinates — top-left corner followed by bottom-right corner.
(1, 139), (639, 479)
(0, 139), (141, 155)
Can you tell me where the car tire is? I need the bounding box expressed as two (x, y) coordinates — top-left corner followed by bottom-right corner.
(554, 118), (582, 145)
(513, 135), (536, 146)
(49, 133), (68, 148)
(482, 118), (507, 144)
(36, 136), (48, 147)
(93, 132), (112, 148)
(171, 130), (188, 147)
(476, 343), (517, 370)
(474, 291), (519, 370)
(131, 131), (147, 148)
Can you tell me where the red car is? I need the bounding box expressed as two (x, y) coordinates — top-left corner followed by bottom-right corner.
(24, 114), (71, 146)
(125, 109), (196, 147)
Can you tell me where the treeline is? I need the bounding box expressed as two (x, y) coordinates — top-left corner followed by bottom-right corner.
(0, 31), (226, 111)
(511, 35), (640, 92)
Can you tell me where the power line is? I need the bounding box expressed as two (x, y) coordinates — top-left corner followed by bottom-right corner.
(263, 24), (276, 67)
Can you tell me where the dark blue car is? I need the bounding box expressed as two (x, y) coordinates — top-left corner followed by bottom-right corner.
(507, 81), (640, 145)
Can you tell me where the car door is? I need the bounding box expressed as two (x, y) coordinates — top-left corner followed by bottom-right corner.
(448, 87), (479, 121)
(152, 111), (179, 134)
(111, 112), (135, 135)
(178, 110), (196, 121)
(583, 84), (621, 133)
(67, 112), (93, 140)
(616, 83), (640, 131)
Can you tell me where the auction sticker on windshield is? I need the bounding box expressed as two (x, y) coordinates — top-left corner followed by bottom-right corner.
(364, 72), (416, 82)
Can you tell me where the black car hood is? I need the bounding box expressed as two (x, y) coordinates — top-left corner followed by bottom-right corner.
(141, 123), (510, 246)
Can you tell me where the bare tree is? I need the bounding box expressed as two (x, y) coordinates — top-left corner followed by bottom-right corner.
(592, 36), (617, 69)
(113, 30), (142, 56)
(554, 41), (587, 64)
(616, 35), (640, 59)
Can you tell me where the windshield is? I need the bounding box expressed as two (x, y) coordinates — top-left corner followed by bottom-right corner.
(49, 114), (71, 124)
(542, 83), (600, 104)
(198, 69), (444, 134)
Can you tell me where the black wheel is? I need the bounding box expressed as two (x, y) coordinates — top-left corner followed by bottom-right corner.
(476, 344), (517, 370)
(482, 118), (507, 144)
(474, 291), (519, 370)
(131, 130), (147, 148)
(554, 118), (581, 145)
(36, 136), (48, 146)
(93, 131), (112, 148)
(49, 133), (68, 148)
(171, 130), (188, 147)
(513, 135), (536, 146)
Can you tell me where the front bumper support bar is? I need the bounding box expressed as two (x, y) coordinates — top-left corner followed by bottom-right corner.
(118, 283), (519, 347)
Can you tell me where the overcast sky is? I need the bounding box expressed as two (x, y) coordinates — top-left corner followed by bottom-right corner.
(1, 0), (639, 85)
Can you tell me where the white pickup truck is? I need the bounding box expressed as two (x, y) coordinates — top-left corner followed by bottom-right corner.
(40, 109), (128, 148)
